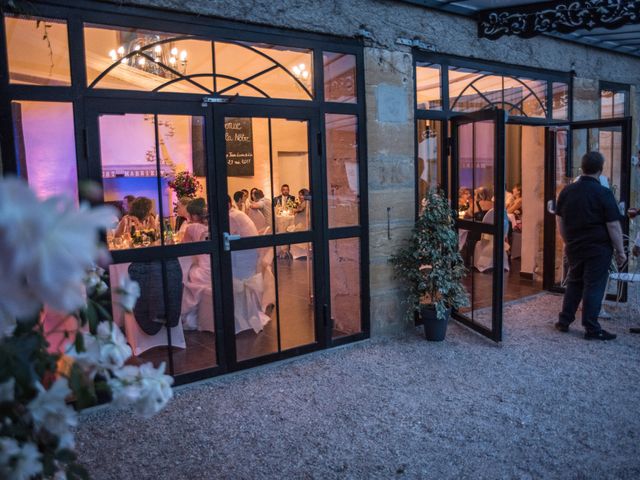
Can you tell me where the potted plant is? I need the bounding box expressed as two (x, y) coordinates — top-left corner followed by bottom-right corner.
(390, 188), (468, 341)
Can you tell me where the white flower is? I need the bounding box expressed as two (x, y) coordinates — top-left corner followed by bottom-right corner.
(68, 322), (132, 376)
(0, 305), (16, 339)
(27, 379), (77, 449)
(0, 378), (15, 403)
(0, 177), (116, 319)
(0, 438), (43, 480)
(117, 276), (140, 313)
(109, 362), (174, 418)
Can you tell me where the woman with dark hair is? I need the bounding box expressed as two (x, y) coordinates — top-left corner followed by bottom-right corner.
(182, 197), (208, 243)
(115, 196), (158, 238)
(248, 188), (271, 233)
(294, 188), (310, 228)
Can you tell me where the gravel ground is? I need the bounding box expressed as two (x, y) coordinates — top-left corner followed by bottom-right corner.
(76, 293), (640, 480)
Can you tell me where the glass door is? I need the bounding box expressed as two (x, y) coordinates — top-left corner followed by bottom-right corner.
(544, 117), (633, 294)
(212, 105), (323, 367)
(85, 99), (224, 383)
(450, 109), (507, 342)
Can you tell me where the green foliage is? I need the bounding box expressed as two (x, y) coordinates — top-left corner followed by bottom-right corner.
(390, 188), (468, 322)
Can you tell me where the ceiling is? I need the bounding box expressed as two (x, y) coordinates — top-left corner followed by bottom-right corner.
(401, 0), (640, 59)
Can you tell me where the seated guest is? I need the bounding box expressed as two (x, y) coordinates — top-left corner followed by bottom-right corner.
(180, 198), (210, 329)
(249, 189), (272, 233)
(115, 196), (158, 238)
(473, 187), (493, 222)
(293, 188), (310, 229)
(241, 189), (250, 211)
(233, 191), (245, 211)
(123, 194), (135, 215)
(175, 196), (191, 235)
(506, 184), (522, 216)
(273, 183), (294, 210)
(459, 187), (472, 218)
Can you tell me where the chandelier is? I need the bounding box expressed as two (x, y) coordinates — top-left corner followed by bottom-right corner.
(108, 35), (188, 77)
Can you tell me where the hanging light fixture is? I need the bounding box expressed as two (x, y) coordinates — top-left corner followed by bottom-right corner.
(106, 36), (188, 76)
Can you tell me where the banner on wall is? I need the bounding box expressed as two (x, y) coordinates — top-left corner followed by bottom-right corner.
(225, 117), (254, 177)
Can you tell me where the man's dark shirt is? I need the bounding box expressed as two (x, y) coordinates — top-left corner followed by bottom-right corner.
(556, 176), (622, 259)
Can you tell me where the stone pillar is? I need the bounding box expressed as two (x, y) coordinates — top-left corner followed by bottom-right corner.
(364, 47), (415, 335)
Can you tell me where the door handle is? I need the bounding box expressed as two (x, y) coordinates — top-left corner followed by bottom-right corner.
(223, 232), (241, 251)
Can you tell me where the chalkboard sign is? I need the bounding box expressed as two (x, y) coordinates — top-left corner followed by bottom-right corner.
(225, 117), (254, 177)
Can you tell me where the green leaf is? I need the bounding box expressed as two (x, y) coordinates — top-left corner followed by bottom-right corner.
(85, 302), (99, 334)
(74, 331), (85, 354)
(55, 449), (77, 463)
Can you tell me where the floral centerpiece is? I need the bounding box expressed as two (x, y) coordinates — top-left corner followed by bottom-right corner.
(0, 178), (173, 479)
(168, 171), (201, 200)
(285, 196), (300, 212)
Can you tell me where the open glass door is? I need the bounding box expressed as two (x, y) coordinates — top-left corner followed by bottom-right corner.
(451, 109), (507, 342)
(544, 117), (633, 294)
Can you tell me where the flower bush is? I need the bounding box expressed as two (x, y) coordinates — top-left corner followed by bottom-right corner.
(0, 178), (174, 480)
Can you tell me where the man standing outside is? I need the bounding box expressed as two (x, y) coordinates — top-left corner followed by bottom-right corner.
(555, 151), (626, 340)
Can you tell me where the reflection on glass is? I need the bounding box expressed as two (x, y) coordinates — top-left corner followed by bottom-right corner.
(457, 121), (495, 224)
(599, 128), (623, 202)
(552, 82), (569, 120)
(279, 243), (315, 350)
(11, 101), (78, 203)
(84, 24), (213, 92)
(215, 42), (313, 100)
(330, 238), (361, 338)
(417, 119), (442, 209)
(271, 119), (311, 233)
(600, 89), (627, 119)
(234, 247), (278, 362)
(554, 129), (569, 286)
(323, 52), (356, 103)
(416, 63), (441, 110)
(5, 15), (71, 85)
(326, 114), (358, 227)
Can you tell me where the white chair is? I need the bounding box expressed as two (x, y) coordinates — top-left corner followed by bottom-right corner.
(604, 235), (640, 323)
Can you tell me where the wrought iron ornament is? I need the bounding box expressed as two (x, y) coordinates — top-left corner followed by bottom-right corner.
(478, 0), (640, 40)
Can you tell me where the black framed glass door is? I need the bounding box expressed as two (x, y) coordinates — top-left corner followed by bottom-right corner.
(543, 117), (633, 293)
(451, 109), (507, 342)
(212, 105), (324, 368)
(85, 98), (224, 382)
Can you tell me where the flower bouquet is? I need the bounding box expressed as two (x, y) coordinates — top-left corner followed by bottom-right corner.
(168, 171), (201, 199)
(0, 178), (173, 480)
(285, 197), (300, 211)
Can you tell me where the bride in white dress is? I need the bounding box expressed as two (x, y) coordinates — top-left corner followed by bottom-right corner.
(180, 198), (211, 330)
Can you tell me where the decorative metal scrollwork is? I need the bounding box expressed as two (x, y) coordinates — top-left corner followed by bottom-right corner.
(478, 0), (640, 40)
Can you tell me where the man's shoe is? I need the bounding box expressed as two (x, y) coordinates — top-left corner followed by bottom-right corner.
(554, 322), (569, 333)
(629, 327), (640, 334)
(584, 330), (617, 340)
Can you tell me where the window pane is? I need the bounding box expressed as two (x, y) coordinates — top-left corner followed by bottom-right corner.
(323, 52), (356, 103)
(326, 114), (359, 228)
(416, 63), (441, 110)
(449, 67), (500, 112)
(226, 117), (273, 237)
(233, 247), (277, 362)
(552, 82), (569, 120)
(215, 42), (313, 100)
(84, 24), (213, 93)
(417, 119), (442, 210)
(11, 101), (78, 203)
(330, 238), (361, 338)
(176, 253), (217, 374)
(279, 242), (315, 350)
(503, 77), (546, 118)
(271, 119), (311, 233)
(613, 91), (627, 117)
(4, 15), (71, 85)
(600, 90), (614, 119)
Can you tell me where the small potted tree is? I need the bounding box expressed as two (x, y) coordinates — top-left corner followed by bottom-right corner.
(390, 188), (468, 341)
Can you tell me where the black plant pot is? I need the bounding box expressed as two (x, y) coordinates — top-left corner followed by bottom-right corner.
(420, 305), (450, 341)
